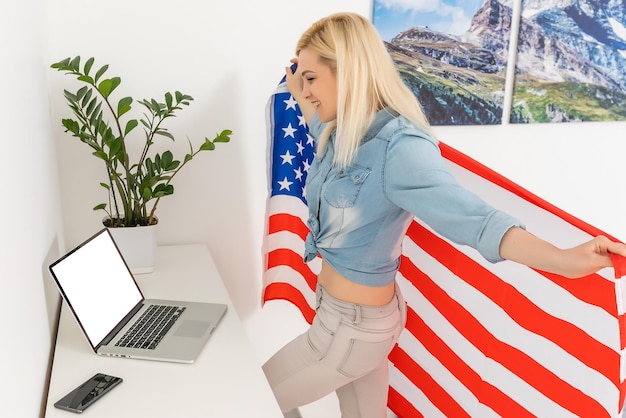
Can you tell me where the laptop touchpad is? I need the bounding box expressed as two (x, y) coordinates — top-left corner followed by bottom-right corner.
(174, 320), (212, 338)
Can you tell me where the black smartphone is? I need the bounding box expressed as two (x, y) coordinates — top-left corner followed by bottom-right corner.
(54, 373), (122, 413)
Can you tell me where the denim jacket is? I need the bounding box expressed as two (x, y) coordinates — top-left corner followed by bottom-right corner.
(303, 108), (525, 287)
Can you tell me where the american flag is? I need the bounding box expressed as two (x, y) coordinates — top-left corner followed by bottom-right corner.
(262, 74), (626, 417)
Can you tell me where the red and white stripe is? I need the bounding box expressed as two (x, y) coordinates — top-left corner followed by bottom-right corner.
(262, 142), (626, 417)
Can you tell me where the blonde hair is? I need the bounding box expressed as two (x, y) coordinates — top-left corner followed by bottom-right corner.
(296, 12), (434, 168)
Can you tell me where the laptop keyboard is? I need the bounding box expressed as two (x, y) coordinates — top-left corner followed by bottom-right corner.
(115, 304), (186, 350)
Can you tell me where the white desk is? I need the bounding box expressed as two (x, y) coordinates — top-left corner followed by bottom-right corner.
(45, 244), (282, 417)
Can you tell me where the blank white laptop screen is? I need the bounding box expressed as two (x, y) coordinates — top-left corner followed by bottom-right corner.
(51, 231), (143, 347)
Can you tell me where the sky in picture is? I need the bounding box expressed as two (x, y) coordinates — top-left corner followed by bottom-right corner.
(373, 0), (486, 40)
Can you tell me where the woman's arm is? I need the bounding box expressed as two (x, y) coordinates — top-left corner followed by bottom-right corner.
(499, 226), (626, 278)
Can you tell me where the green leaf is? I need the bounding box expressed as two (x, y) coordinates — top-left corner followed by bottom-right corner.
(50, 57), (71, 70)
(102, 126), (114, 142)
(124, 119), (138, 135)
(166, 160), (180, 171)
(117, 96), (132, 117)
(145, 158), (154, 176)
(199, 140), (215, 151)
(150, 99), (162, 115)
(98, 77), (121, 98)
(76, 85), (89, 101)
(93, 115), (105, 135)
(214, 129), (232, 142)
(63, 89), (77, 102)
(61, 119), (80, 135)
(110, 77), (121, 93)
(92, 150), (108, 161)
(93, 203), (107, 211)
(84, 57), (95, 75)
(77, 75), (95, 85)
(154, 153), (161, 170)
(175, 91), (193, 102)
(80, 88), (93, 107)
(184, 154), (192, 163)
(117, 147), (127, 164)
(69, 56), (81, 71)
(153, 184), (174, 197)
(141, 187), (152, 201)
(89, 103), (103, 126)
(98, 79), (113, 98)
(160, 151), (173, 168)
(165, 92), (172, 110)
(85, 97), (98, 117)
(94, 64), (109, 83)
(99, 182), (110, 190)
(109, 137), (122, 157)
(155, 130), (174, 140)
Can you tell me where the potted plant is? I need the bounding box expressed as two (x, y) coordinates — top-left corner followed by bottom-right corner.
(51, 56), (232, 272)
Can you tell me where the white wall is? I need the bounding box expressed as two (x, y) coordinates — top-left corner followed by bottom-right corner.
(42, 1), (626, 417)
(1, 1), (63, 417)
(44, 1), (371, 415)
(441, 122), (626, 243)
(45, 0), (371, 321)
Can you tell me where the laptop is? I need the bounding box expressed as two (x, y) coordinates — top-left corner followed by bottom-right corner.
(49, 228), (228, 364)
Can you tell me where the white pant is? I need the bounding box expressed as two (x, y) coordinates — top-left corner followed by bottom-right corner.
(263, 283), (407, 417)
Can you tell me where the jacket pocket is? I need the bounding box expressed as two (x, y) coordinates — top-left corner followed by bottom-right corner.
(324, 165), (371, 208)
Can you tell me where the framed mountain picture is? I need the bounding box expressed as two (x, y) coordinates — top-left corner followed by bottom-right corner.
(373, 0), (513, 125)
(373, 0), (626, 125)
(511, 0), (626, 123)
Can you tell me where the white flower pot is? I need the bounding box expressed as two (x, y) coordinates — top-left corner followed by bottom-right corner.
(104, 218), (158, 274)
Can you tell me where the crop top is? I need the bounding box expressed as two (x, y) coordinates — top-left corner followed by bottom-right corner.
(303, 108), (525, 286)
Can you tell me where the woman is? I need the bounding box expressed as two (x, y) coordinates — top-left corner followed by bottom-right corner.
(262, 12), (626, 418)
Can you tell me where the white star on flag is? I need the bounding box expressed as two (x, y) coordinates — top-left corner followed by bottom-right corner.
(284, 96), (298, 111)
(280, 150), (296, 165)
(282, 123), (297, 138)
(277, 177), (293, 191)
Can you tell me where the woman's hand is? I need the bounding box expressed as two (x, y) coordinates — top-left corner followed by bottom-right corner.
(285, 57), (315, 124)
(285, 58), (302, 99)
(559, 235), (626, 278)
(500, 227), (626, 278)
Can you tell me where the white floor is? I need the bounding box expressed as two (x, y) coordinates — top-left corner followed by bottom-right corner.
(244, 299), (398, 417)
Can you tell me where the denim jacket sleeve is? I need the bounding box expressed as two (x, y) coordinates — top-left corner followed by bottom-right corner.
(383, 120), (525, 263)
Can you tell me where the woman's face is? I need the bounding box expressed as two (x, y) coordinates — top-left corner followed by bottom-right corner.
(298, 48), (337, 123)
